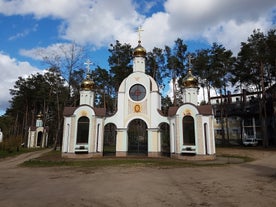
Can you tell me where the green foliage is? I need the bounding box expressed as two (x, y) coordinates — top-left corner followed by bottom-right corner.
(161, 96), (173, 115)
(6, 68), (68, 146)
(91, 66), (116, 113)
(193, 43), (235, 103)
(164, 38), (188, 105)
(108, 40), (133, 91)
(233, 29), (276, 91)
(0, 135), (23, 157)
(146, 47), (165, 87)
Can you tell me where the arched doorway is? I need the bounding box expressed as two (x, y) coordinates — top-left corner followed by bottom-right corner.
(204, 123), (209, 155)
(37, 131), (43, 147)
(160, 123), (170, 156)
(183, 116), (195, 145)
(128, 119), (148, 155)
(104, 123), (117, 156)
(76, 116), (89, 144)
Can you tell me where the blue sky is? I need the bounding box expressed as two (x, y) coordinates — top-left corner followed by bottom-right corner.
(0, 0), (275, 115)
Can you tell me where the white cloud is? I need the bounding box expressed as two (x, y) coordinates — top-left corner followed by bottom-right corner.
(203, 18), (272, 54)
(0, 52), (41, 114)
(0, 0), (275, 114)
(0, 0), (87, 19)
(0, 0), (144, 47)
(163, 0), (276, 53)
(60, 0), (144, 47)
(8, 24), (38, 41)
(19, 42), (87, 73)
(1, 0), (275, 53)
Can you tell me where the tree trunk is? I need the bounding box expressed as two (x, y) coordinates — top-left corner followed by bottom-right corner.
(53, 90), (61, 150)
(207, 84), (211, 104)
(173, 77), (177, 106)
(202, 85), (206, 104)
(220, 93), (225, 146)
(260, 61), (269, 147)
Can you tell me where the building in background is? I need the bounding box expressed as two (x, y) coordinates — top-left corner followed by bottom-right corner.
(211, 87), (276, 146)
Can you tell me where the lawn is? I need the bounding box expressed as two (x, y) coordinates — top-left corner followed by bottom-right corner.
(21, 148), (253, 168)
(0, 147), (44, 159)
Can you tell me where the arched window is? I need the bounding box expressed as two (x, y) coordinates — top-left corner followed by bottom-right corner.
(76, 116), (89, 144)
(183, 116), (195, 145)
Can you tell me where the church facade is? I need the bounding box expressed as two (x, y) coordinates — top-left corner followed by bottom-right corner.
(62, 41), (216, 160)
(27, 112), (48, 148)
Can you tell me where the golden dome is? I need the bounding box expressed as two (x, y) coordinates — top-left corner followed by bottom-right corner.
(183, 69), (198, 88)
(133, 41), (146, 57)
(81, 75), (94, 91)
(37, 111), (43, 120)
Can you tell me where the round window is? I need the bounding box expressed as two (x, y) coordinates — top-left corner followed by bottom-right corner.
(129, 84), (146, 101)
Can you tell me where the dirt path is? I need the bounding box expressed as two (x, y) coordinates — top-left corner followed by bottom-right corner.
(0, 149), (275, 207)
(0, 149), (52, 169)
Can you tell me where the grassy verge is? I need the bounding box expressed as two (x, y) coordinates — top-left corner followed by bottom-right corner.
(218, 154), (255, 163)
(21, 150), (252, 168)
(0, 147), (45, 159)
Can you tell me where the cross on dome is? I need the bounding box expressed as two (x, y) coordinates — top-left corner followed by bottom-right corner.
(84, 59), (93, 74)
(133, 26), (146, 58)
(188, 54), (194, 70)
(136, 26), (144, 43)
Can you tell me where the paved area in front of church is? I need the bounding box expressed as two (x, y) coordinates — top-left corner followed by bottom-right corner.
(0, 148), (275, 207)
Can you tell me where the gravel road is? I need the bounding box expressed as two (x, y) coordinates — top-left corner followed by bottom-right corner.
(0, 148), (275, 207)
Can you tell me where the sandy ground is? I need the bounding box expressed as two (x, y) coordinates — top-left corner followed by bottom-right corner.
(0, 148), (276, 207)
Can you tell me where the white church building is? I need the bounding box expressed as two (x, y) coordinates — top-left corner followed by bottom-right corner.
(62, 40), (216, 160)
(27, 111), (48, 148)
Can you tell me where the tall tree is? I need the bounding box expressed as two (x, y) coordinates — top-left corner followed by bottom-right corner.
(43, 68), (68, 148)
(146, 47), (165, 87)
(7, 69), (67, 147)
(108, 40), (133, 92)
(234, 29), (275, 147)
(265, 29), (276, 85)
(209, 43), (235, 94)
(40, 42), (87, 105)
(164, 38), (188, 106)
(91, 66), (116, 113)
(210, 43), (235, 145)
(193, 49), (212, 103)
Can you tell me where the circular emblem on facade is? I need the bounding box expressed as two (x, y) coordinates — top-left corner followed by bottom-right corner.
(134, 104), (141, 113)
(129, 84), (146, 101)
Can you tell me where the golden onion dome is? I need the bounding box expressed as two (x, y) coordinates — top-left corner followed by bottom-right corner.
(182, 69), (198, 88)
(81, 75), (94, 91)
(36, 111), (43, 120)
(133, 41), (146, 57)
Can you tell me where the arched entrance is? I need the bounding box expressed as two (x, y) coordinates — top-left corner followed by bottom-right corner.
(76, 116), (89, 144)
(160, 123), (170, 156)
(128, 119), (148, 155)
(183, 116), (195, 145)
(37, 131), (43, 147)
(104, 123), (117, 156)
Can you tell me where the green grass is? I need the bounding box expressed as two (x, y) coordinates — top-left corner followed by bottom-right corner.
(0, 147), (44, 159)
(22, 158), (218, 168)
(21, 150), (251, 168)
(218, 154), (255, 162)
